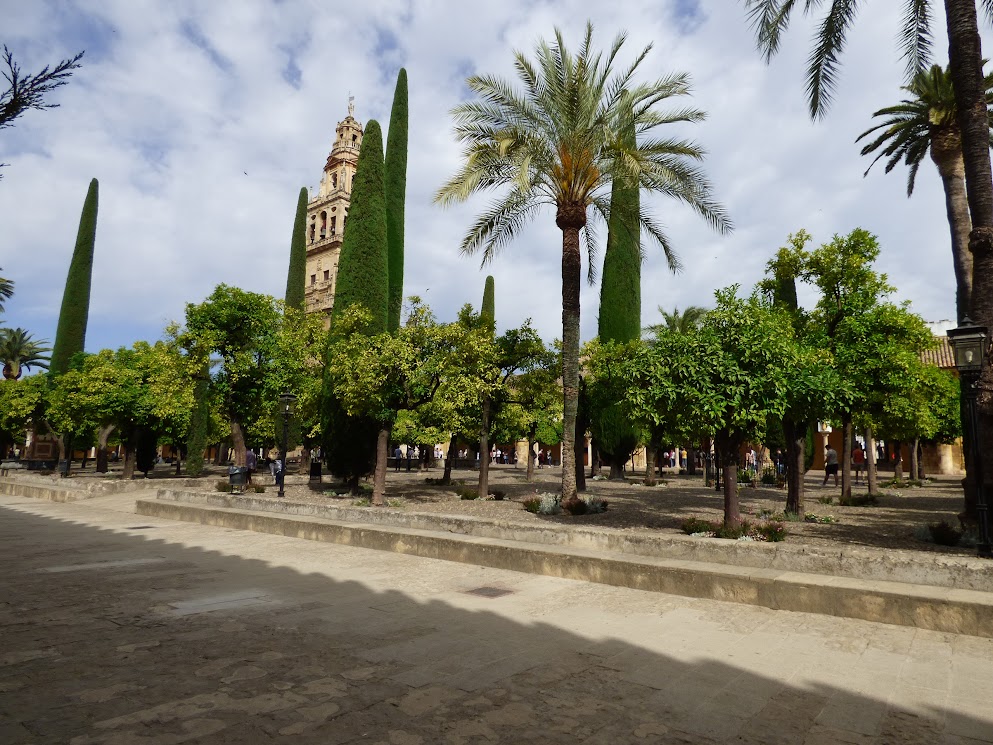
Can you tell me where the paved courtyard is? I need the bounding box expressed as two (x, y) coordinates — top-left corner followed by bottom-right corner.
(1, 491), (992, 744)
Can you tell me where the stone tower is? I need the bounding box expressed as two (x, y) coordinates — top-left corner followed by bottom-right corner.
(304, 100), (363, 320)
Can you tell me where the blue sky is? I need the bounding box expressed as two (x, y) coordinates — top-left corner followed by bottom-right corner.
(2, 0), (988, 355)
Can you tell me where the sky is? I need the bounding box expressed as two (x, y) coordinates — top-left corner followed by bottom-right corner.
(2, 0), (987, 354)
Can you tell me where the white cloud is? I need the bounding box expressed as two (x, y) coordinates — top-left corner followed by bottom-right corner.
(0, 0), (980, 354)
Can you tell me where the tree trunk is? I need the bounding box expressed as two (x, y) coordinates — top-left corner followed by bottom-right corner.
(841, 414), (853, 500)
(783, 418), (806, 517)
(917, 440), (926, 480)
(590, 440), (600, 477)
(608, 455), (625, 480)
(230, 419), (246, 467)
(442, 434), (457, 485)
(574, 421), (586, 493)
(910, 437), (920, 483)
(865, 427), (879, 497)
(96, 424), (114, 473)
(644, 444), (657, 486)
(215, 442), (229, 465)
(372, 428), (388, 506)
(478, 397), (491, 498)
(122, 427), (137, 480)
(526, 428), (536, 483)
(717, 432), (741, 526)
(932, 136), (974, 321)
(893, 441), (904, 482)
(945, 0), (993, 520)
(557, 206), (585, 501)
(299, 447), (311, 476)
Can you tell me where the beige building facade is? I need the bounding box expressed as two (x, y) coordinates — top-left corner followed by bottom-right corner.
(304, 102), (363, 323)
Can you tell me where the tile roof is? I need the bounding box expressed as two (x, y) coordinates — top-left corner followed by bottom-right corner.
(922, 335), (956, 370)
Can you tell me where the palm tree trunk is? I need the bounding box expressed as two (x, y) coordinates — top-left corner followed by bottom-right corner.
(557, 207), (584, 502)
(946, 0), (993, 521)
(783, 418), (806, 516)
(372, 428), (388, 505)
(931, 143), (974, 321)
(865, 427), (879, 497)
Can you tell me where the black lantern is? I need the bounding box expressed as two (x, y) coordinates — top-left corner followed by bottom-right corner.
(277, 392), (297, 498)
(947, 318), (991, 558)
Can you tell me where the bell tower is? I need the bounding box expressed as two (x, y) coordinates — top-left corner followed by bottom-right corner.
(304, 99), (363, 321)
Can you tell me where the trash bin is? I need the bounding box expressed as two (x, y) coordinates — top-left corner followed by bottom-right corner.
(309, 461), (322, 481)
(228, 466), (248, 492)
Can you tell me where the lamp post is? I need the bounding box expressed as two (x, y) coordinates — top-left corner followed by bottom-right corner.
(277, 392), (297, 498)
(947, 318), (991, 558)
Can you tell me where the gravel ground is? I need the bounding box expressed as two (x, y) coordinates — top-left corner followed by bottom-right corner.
(246, 464), (977, 558)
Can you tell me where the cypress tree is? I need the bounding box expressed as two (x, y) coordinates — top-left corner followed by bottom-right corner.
(50, 178), (98, 376)
(591, 101), (640, 478)
(284, 187), (308, 310)
(480, 275), (495, 334)
(385, 68), (408, 332)
(323, 120), (389, 491)
(478, 275), (496, 498)
(330, 120), (388, 332)
(185, 372), (210, 477)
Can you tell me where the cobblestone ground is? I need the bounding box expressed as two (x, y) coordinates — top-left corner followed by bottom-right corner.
(1, 493), (992, 744)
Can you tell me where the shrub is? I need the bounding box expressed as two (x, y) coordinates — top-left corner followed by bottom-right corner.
(760, 468), (777, 485)
(755, 521), (788, 542)
(681, 517), (718, 535)
(523, 497), (541, 514)
(839, 494), (877, 507)
(714, 520), (752, 540)
(804, 513), (837, 524)
(928, 520), (963, 547)
(386, 498), (404, 508)
(490, 490), (506, 501)
(252, 485), (266, 493)
(456, 486), (479, 500)
(737, 469), (752, 484)
(817, 496), (834, 505)
(582, 495), (609, 514)
(352, 497), (371, 507)
(215, 481), (233, 493)
(781, 511), (804, 522)
(913, 524), (934, 543)
(561, 497), (588, 515)
(537, 493), (561, 515)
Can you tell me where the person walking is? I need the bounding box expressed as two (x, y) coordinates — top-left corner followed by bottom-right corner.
(394, 445), (403, 472)
(852, 443), (865, 485)
(823, 444), (839, 487)
(245, 448), (257, 486)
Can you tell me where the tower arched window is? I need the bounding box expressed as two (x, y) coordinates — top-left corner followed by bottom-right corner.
(309, 222), (315, 243)
(320, 211), (327, 238)
(331, 173), (337, 188)
(330, 215), (336, 234)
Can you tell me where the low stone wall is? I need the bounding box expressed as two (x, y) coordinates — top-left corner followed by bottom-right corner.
(136, 496), (993, 639)
(151, 487), (993, 593)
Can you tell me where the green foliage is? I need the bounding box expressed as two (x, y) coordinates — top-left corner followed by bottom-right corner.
(0, 375), (45, 449)
(561, 496), (587, 515)
(760, 468), (777, 485)
(598, 96), (641, 344)
(332, 119), (389, 335)
(215, 480), (233, 493)
(681, 517), (716, 535)
(135, 426), (157, 475)
(805, 513), (837, 524)
(385, 68), (408, 333)
(755, 521), (788, 541)
(481, 276), (495, 336)
(522, 497), (541, 513)
(0, 328), (50, 380)
(185, 372), (210, 476)
(50, 178), (98, 376)
(583, 495), (609, 513)
(284, 187), (308, 310)
(456, 486), (480, 500)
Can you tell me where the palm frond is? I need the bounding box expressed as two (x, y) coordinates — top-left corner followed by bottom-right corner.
(744, 0), (802, 61)
(899, 0), (933, 78)
(806, 0), (861, 119)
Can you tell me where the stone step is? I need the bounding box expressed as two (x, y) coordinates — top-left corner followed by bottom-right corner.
(135, 496), (993, 639)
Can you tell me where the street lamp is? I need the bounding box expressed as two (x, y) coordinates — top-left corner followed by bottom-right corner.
(277, 392), (297, 498)
(947, 318), (991, 558)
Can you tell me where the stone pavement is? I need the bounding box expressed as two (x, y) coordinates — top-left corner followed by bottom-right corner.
(1, 493), (992, 744)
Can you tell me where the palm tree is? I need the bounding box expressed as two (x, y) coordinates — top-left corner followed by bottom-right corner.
(744, 0), (993, 523)
(0, 328), (50, 379)
(857, 64), (993, 322)
(436, 22), (731, 501)
(0, 268), (12, 314)
(645, 305), (708, 338)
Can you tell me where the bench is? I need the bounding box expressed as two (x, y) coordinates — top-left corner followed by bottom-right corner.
(1, 461), (25, 476)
